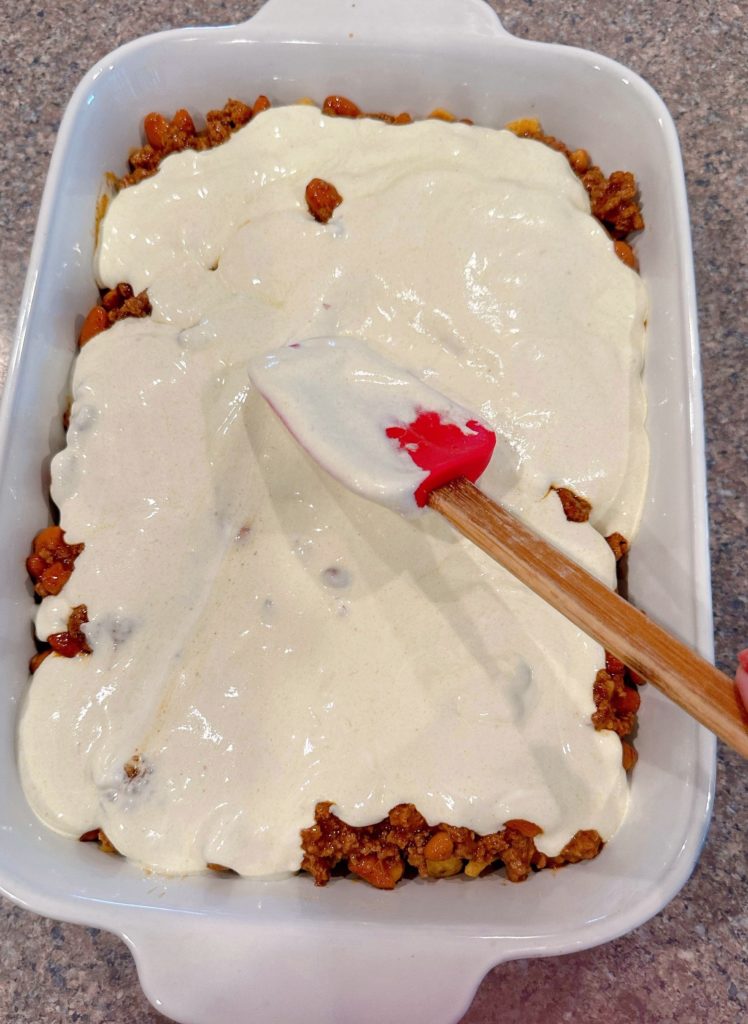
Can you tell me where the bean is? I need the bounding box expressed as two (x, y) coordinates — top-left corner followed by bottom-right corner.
(48, 630), (86, 657)
(33, 525), (64, 553)
(26, 554), (45, 577)
(426, 856), (463, 878)
(504, 819), (542, 839)
(305, 178), (343, 224)
(252, 95), (271, 116)
(322, 94), (360, 118)
(464, 858), (491, 878)
(428, 108), (455, 121)
(614, 239), (638, 271)
(79, 305), (109, 346)
(144, 111), (169, 149)
(621, 740), (638, 771)
(605, 651), (626, 676)
(172, 108), (195, 135)
(569, 148), (591, 173)
(424, 832), (454, 861)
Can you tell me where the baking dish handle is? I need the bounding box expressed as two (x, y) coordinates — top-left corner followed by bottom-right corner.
(246, 0), (509, 44)
(126, 920), (500, 1024)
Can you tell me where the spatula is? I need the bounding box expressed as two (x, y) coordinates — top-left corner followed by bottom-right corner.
(249, 336), (748, 757)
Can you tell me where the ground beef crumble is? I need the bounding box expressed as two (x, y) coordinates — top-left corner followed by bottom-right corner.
(26, 526), (83, 598)
(47, 604), (91, 658)
(553, 485), (593, 523)
(301, 490), (641, 889)
(79, 282), (151, 347)
(118, 96), (269, 189)
(114, 97), (644, 255)
(504, 117), (644, 241)
(301, 802), (603, 889)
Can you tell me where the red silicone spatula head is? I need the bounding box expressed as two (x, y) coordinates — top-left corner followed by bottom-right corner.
(386, 411), (496, 507)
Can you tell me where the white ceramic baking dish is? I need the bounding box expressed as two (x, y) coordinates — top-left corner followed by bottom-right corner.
(0, 1), (715, 1021)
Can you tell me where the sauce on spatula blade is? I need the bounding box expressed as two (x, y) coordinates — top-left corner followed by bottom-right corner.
(249, 336), (496, 513)
(250, 338), (748, 758)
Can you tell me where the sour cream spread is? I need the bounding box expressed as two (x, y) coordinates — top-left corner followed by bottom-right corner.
(19, 105), (648, 876)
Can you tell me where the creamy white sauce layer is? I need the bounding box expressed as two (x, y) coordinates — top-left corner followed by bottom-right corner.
(19, 106), (648, 876)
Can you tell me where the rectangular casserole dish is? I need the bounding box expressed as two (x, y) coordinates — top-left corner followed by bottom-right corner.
(0, 1), (715, 1021)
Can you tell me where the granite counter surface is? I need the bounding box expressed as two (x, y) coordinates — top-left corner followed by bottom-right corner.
(0, 2), (745, 1022)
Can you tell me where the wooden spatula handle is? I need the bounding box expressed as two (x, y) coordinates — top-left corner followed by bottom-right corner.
(428, 478), (748, 757)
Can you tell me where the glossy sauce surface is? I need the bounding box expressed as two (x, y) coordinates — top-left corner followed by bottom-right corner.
(19, 106), (648, 875)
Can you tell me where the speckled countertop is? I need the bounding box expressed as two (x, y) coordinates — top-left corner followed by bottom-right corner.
(1, 2), (746, 1022)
